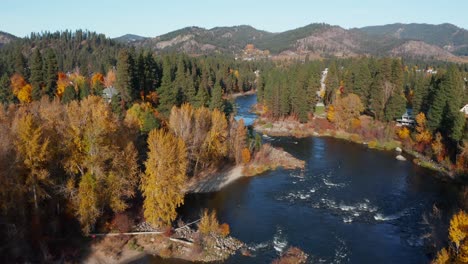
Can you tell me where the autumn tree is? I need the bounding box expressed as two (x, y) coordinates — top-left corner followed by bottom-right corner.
(13, 113), (51, 211)
(202, 109), (228, 166)
(142, 129), (187, 227)
(63, 96), (139, 233)
(332, 93), (364, 130)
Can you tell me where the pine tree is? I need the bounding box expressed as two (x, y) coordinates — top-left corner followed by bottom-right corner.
(0, 74), (13, 104)
(30, 49), (44, 100)
(185, 71), (197, 105)
(116, 50), (134, 102)
(412, 73), (428, 114)
(194, 85), (210, 108)
(369, 73), (385, 120)
(279, 75), (290, 116)
(353, 61), (372, 107)
(62, 85), (76, 104)
(13, 49), (28, 78)
(210, 82), (224, 112)
(44, 49), (58, 97)
(384, 94), (406, 121)
(325, 62), (339, 105)
(174, 57), (186, 102)
(158, 58), (177, 114)
(79, 80), (91, 100)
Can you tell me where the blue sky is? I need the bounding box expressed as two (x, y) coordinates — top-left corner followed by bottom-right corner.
(1, 0), (467, 38)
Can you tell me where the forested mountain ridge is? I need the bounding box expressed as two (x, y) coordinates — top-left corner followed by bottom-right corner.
(360, 23), (468, 56)
(112, 23), (468, 61)
(2, 23), (468, 61)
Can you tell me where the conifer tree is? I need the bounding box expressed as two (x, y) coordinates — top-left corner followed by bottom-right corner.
(158, 58), (177, 114)
(116, 50), (135, 102)
(411, 73), (428, 114)
(30, 49), (44, 100)
(45, 49), (58, 97)
(353, 61), (372, 106)
(61, 85), (76, 104)
(210, 82), (224, 112)
(0, 74), (13, 104)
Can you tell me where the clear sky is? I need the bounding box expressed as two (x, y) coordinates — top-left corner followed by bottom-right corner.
(1, 0), (467, 38)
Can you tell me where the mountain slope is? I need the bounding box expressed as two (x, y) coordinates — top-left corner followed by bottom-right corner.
(359, 23), (468, 55)
(114, 34), (147, 44)
(0, 31), (17, 47)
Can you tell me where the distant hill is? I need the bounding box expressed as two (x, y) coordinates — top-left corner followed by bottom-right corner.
(131, 25), (273, 55)
(125, 23), (468, 62)
(3, 23), (468, 62)
(114, 34), (147, 44)
(359, 23), (468, 56)
(0, 31), (17, 47)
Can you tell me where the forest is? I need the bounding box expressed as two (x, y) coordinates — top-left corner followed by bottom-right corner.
(0, 30), (467, 262)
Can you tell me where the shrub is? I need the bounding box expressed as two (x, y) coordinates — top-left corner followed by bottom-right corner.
(111, 213), (133, 233)
(368, 140), (378, 149)
(219, 223), (230, 237)
(241, 148), (251, 164)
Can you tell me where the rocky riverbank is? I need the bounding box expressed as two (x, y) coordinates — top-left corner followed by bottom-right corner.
(244, 143), (305, 176)
(85, 224), (245, 263)
(185, 145), (305, 193)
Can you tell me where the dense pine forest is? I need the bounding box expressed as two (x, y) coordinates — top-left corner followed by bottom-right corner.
(0, 30), (468, 262)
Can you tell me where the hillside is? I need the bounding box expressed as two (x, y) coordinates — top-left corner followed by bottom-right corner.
(360, 23), (468, 55)
(114, 34), (147, 44)
(4, 22), (468, 62)
(121, 23), (468, 61)
(0, 31), (17, 47)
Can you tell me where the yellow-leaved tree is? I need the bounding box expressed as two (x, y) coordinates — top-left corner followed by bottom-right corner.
(13, 113), (51, 211)
(63, 96), (139, 233)
(142, 129), (187, 227)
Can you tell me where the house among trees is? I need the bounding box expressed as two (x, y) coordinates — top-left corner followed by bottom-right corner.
(461, 104), (468, 117)
(102, 86), (118, 103)
(396, 108), (415, 127)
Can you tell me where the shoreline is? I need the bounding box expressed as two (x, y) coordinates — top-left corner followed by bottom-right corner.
(253, 118), (459, 180)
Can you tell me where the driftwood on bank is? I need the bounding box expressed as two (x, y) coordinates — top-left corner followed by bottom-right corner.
(88, 219), (201, 237)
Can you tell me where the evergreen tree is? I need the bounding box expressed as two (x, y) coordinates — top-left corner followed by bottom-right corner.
(79, 81), (91, 100)
(353, 61), (372, 107)
(61, 85), (76, 104)
(0, 74), (13, 104)
(115, 50), (135, 102)
(184, 71), (197, 105)
(279, 75), (290, 116)
(13, 49), (28, 78)
(210, 82), (224, 112)
(174, 57), (186, 102)
(157, 58), (177, 114)
(325, 62), (339, 105)
(30, 49), (44, 100)
(384, 94), (406, 121)
(412, 73), (428, 114)
(369, 73), (385, 120)
(44, 49), (58, 97)
(257, 74), (264, 103)
(194, 85), (210, 108)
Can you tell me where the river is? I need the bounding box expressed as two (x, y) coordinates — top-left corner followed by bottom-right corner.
(154, 94), (464, 263)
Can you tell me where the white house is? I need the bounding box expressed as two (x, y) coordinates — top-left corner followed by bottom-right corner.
(396, 109), (415, 127)
(461, 104), (468, 117)
(102, 86), (118, 103)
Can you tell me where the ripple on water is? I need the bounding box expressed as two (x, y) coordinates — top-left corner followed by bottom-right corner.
(273, 226), (288, 254)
